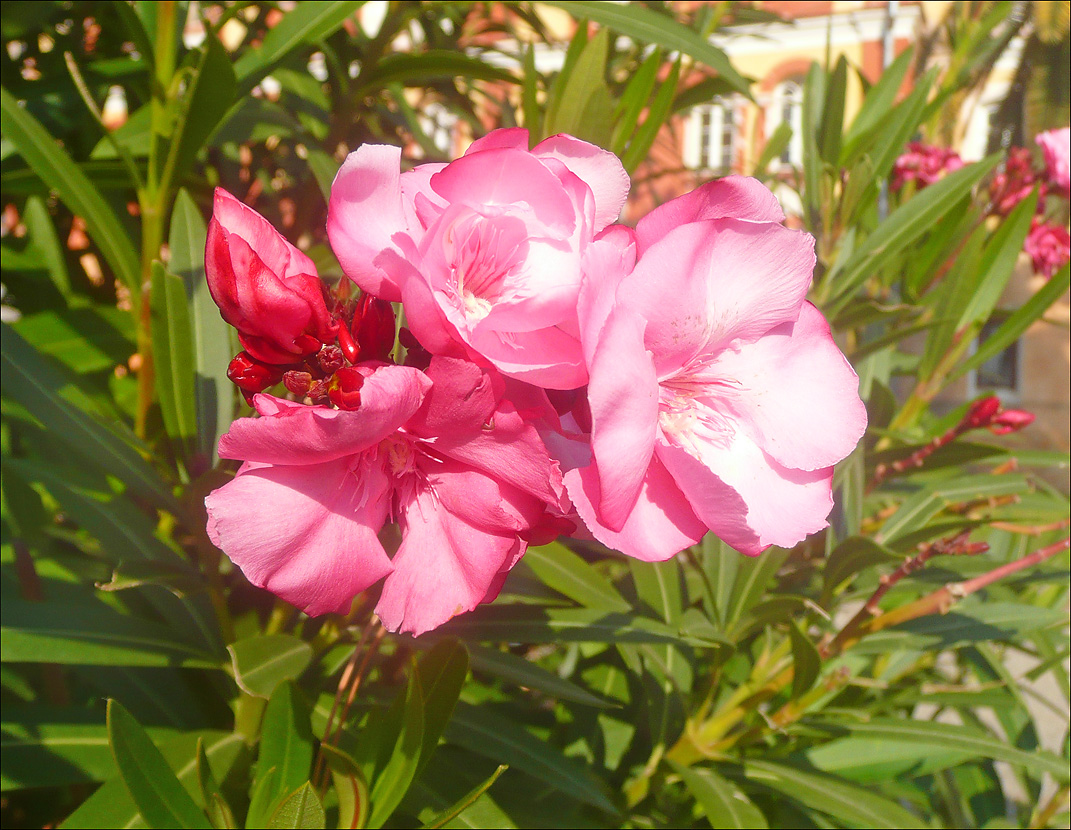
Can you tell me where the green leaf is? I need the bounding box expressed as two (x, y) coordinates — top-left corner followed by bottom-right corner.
(354, 51), (517, 97)
(629, 558), (683, 626)
(367, 666), (424, 829)
(543, 28), (613, 147)
(829, 156), (1000, 314)
(416, 640), (468, 775)
(751, 122), (792, 177)
(841, 48), (914, 164)
(521, 45), (541, 142)
(169, 188), (233, 467)
(669, 762), (767, 829)
(1, 598), (218, 667)
(320, 745), (369, 830)
(12, 305), (135, 375)
(818, 55), (847, 166)
(268, 782), (325, 829)
(788, 620), (820, 699)
(621, 59), (681, 174)
(151, 261), (197, 450)
(420, 765), (508, 830)
(250, 682), (316, 827)
(107, 699), (212, 828)
(98, 559), (205, 598)
(22, 195), (73, 301)
(541, 1), (751, 98)
(954, 188), (1038, 331)
(197, 738), (237, 830)
(0, 708), (180, 791)
(467, 644), (611, 708)
(60, 730), (243, 828)
(0, 87), (141, 291)
(445, 703), (617, 814)
(744, 759), (922, 828)
(951, 261), (1071, 381)
(166, 31), (237, 191)
(610, 48), (661, 156)
(824, 537), (900, 594)
(228, 634), (313, 699)
(0, 324), (179, 511)
(808, 718), (1070, 783)
(800, 62), (825, 217)
(234, 2), (364, 92)
(439, 606), (702, 645)
(523, 542), (629, 611)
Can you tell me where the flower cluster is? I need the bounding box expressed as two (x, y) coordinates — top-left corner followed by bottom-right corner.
(204, 129), (867, 635)
(891, 142), (965, 191)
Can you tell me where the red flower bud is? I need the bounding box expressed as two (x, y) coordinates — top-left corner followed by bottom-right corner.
(989, 409), (1035, 435)
(317, 344), (345, 374)
(328, 367), (365, 410)
(227, 351), (283, 393)
(308, 378), (331, 406)
(206, 188), (338, 364)
(354, 294), (397, 362)
(337, 324), (360, 364)
(283, 370), (313, 398)
(962, 396), (1001, 430)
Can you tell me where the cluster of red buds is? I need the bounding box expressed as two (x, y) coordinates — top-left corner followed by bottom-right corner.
(226, 293), (398, 406)
(873, 396), (1034, 486)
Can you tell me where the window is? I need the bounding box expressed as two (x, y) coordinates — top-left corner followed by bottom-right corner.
(686, 97), (737, 173)
(769, 80), (804, 168)
(969, 317), (1021, 401)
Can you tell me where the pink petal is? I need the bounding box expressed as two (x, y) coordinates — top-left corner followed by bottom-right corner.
(377, 485), (522, 635)
(621, 218), (815, 375)
(416, 452), (543, 533)
(429, 148), (577, 237)
(400, 162), (447, 231)
(634, 176), (785, 256)
(534, 134), (631, 231)
(706, 302), (867, 470)
(218, 365), (431, 464)
(576, 226), (637, 365)
(657, 429), (833, 555)
(586, 307), (659, 529)
(328, 144), (410, 301)
(407, 356), (501, 437)
(205, 455), (393, 616)
(564, 457), (706, 562)
(466, 127), (530, 154)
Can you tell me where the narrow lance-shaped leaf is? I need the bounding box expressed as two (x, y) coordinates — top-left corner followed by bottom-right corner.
(248, 682), (315, 827)
(0, 86), (140, 291)
(267, 782), (325, 829)
(621, 59), (682, 174)
(367, 665), (425, 829)
(228, 634), (313, 700)
(669, 762), (768, 829)
(788, 619), (820, 698)
(151, 261), (197, 452)
(107, 700), (212, 829)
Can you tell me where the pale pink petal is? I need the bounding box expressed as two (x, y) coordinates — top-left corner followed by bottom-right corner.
(534, 134), (630, 231)
(218, 365), (431, 464)
(466, 127), (529, 154)
(429, 148), (577, 237)
(657, 429), (833, 555)
(205, 455), (392, 616)
(377, 485), (521, 635)
(704, 303), (867, 470)
(620, 218), (815, 375)
(475, 238), (583, 333)
(400, 162), (447, 231)
(577, 226), (637, 366)
(328, 144), (409, 301)
(564, 457), (705, 562)
(586, 307), (658, 529)
(634, 176), (785, 256)
(468, 324), (586, 390)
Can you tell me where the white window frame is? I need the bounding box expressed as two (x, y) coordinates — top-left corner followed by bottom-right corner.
(684, 97), (738, 173)
(767, 80), (804, 169)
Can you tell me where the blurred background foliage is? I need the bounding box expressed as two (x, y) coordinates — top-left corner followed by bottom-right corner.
(1, 2), (1068, 829)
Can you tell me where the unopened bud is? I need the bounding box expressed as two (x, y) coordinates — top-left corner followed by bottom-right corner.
(337, 325), (360, 364)
(328, 367), (365, 410)
(317, 344), (345, 374)
(308, 378), (331, 406)
(227, 351), (283, 393)
(283, 370), (313, 398)
(354, 294), (397, 362)
(989, 409), (1035, 435)
(963, 396), (1001, 430)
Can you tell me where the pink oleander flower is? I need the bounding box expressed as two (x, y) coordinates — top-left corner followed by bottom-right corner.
(206, 189), (338, 365)
(892, 142), (965, 191)
(205, 356), (565, 635)
(327, 127), (629, 389)
(1037, 127), (1070, 197)
(989, 147), (1039, 216)
(1024, 219), (1071, 278)
(563, 177), (868, 560)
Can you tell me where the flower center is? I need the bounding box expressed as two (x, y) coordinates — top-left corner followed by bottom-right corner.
(448, 212), (527, 323)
